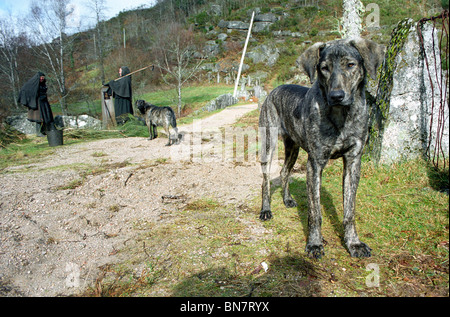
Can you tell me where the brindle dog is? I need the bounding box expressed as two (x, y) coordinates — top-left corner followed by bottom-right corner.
(136, 100), (180, 146)
(259, 38), (385, 258)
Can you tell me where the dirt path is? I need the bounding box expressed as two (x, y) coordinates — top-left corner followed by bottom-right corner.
(0, 103), (270, 296)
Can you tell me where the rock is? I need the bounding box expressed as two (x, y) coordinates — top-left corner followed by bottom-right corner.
(209, 4), (222, 16)
(55, 115), (102, 130)
(203, 94), (238, 112)
(217, 33), (228, 41)
(218, 20), (229, 28)
(247, 44), (280, 67)
(5, 113), (36, 135)
(218, 20), (250, 30)
(253, 22), (272, 33)
(203, 40), (220, 57)
(379, 21), (449, 164)
(227, 21), (250, 30)
(254, 13), (277, 23)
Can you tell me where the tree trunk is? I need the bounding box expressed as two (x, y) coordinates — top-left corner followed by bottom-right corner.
(342, 0), (364, 38)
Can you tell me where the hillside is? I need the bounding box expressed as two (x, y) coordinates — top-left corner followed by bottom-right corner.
(64, 0), (446, 115)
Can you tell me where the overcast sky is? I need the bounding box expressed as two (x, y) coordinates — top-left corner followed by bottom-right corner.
(0, 0), (156, 31)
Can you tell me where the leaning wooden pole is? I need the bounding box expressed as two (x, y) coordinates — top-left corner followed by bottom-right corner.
(234, 11), (255, 98)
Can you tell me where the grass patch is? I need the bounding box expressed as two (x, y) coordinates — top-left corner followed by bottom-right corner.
(138, 84), (234, 111)
(53, 160), (131, 190)
(0, 135), (57, 170)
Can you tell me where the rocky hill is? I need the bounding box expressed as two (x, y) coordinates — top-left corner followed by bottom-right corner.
(65, 0), (444, 108)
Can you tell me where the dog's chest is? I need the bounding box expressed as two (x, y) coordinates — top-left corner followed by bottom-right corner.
(307, 103), (367, 158)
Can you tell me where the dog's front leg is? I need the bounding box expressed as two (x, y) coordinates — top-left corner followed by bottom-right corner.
(305, 157), (325, 258)
(343, 154), (371, 257)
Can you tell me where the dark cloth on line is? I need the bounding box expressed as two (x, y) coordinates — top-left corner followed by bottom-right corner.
(18, 72), (54, 124)
(106, 66), (133, 117)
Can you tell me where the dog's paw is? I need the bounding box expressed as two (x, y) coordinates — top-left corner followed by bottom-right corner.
(259, 210), (272, 221)
(306, 243), (325, 259)
(348, 242), (372, 258)
(283, 198), (298, 208)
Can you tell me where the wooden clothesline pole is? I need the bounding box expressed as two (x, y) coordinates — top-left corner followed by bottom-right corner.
(234, 11), (255, 98)
(113, 64), (155, 81)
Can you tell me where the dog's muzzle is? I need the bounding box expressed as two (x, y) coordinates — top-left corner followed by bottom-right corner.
(329, 90), (345, 103)
(328, 90), (352, 106)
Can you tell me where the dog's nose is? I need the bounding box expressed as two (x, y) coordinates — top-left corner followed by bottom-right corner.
(329, 90), (345, 103)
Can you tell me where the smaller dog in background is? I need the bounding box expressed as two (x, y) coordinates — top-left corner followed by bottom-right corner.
(136, 100), (180, 146)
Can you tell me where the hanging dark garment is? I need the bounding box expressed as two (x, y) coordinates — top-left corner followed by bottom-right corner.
(106, 66), (133, 118)
(18, 72), (54, 124)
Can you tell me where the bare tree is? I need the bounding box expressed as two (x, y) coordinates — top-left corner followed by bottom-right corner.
(341, 0), (365, 38)
(28, 0), (74, 115)
(86, 0), (108, 83)
(152, 22), (204, 116)
(0, 18), (23, 109)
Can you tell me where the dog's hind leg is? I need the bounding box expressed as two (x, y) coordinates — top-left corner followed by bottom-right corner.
(259, 126), (278, 221)
(172, 127), (180, 144)
(163, 124), (171, 146)
(342, 153), (372, 257)
(281, 136), (300, 208)
(152, 124), (158, 139)
(147, 122), (153, 140)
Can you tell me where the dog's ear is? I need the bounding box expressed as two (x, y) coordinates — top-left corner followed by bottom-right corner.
(296, 42), (326, 84)
(349, 38), (386, 80)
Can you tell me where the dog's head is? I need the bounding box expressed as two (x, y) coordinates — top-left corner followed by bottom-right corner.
(135, 100), (147, 114)
(296, 38), (385, 106)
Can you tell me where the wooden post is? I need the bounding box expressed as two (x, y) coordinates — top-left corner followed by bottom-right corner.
(101, 86), (116, 128)
(234, 11), (255, 98)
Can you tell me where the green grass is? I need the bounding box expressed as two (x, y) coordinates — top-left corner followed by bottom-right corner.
(0, 135), (57, 170)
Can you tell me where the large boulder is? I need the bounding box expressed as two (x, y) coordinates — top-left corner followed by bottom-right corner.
(378, 21), (448, 164)
(247, 44), (280, 67)
(5, 114), (35, 135)
(254, 13), (277, 23)
(203, 94), (238, 112)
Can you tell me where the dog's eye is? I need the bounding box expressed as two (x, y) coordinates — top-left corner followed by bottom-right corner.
(348, 63), (355, 68)
(321, 65), (329, 72)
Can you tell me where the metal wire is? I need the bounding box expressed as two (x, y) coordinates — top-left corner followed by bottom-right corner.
(417, 10), (449, 169)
